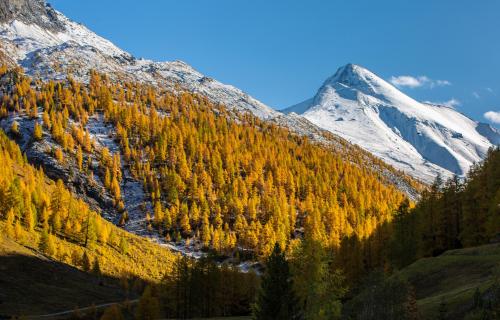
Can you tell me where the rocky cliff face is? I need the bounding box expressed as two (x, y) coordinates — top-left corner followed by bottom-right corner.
(0, 0), (63, 31)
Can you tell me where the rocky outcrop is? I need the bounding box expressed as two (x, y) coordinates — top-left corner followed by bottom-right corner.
(0, 114), (118, 221)
(0, 0), (64, 32)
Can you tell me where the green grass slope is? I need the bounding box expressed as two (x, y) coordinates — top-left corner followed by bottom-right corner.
(0, 233), (132, 318)
(396, 243), (500, 319)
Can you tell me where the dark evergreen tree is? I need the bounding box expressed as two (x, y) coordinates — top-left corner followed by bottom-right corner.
(253, 243), (301, 320)
(438, 300), (447, 320)
(390, 198), (418, 269)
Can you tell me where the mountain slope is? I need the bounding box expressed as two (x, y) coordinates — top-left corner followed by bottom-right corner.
(397, 243), (500, 319)
(0, 0), (424, 202)
(0, 1), (496, 186)
(0, 232), (132, 317)
(0, 0), (279, 120)
(284, 64), (500, 183)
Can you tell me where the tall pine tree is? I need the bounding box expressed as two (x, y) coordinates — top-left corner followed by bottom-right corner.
(253, 243), (301, 320)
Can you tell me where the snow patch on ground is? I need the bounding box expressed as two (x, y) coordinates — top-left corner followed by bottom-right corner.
(86, 115), (209, 258)
(86, 115), (150, 230)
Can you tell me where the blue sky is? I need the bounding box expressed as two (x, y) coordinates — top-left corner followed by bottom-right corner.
(50, 0), (500, 127)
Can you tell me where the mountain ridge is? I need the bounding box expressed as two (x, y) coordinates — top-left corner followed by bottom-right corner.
(0, 0), (497, 185)
(0, 1), (280, 120)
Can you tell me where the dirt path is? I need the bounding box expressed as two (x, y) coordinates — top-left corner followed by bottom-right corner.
(24, 299), (139, 319)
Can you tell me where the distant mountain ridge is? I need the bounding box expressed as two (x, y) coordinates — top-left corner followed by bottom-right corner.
(284, 64), (500, 183)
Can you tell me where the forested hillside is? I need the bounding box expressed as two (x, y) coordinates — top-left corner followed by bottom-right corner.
(0, 119), (258, 318)
(0, 64), (412, 318)
(0, 66), (410, 260)
(0, 128), (175, 281)
(250, 148), (500, 320)
(1, 63), (498, 319)
(0, 124), (174, 316)
(338, 147), (500, 319)
(389, 147), (500, 268)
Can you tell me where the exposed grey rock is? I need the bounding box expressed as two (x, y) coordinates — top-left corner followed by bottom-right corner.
(0, 112), (118, 220)
(0, 0), (64, 32)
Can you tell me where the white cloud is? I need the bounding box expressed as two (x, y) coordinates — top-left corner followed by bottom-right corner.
(485, 87), (496, 96)
(472, 91), (480, 99)
(390, 75), (451, 89)
(434, 79), (452, 87)
(425, 98), (461, 109)
(390, 76), (424, 88)
(484, 111), (500, 124)
(441, 98), (461, 108)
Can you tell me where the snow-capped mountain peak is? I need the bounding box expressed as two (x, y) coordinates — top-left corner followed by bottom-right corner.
(318, 63), (421, 110)
(322, 63), (393, 96)
(284, 64), (500, 183)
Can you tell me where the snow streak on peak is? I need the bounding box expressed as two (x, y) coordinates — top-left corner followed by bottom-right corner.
(284, 64), (500, 183)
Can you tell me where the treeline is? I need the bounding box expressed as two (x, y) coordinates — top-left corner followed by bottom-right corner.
(136, 255), (258, 319)
(132, 239), (347, 320)
(389, 147), (500, 269)
(336, 148), (500, 319)
(325, 147), (500, 285)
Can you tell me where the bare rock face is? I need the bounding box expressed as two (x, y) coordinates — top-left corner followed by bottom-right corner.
(0, 113), (118, 222)
(0, 0), (64, 31)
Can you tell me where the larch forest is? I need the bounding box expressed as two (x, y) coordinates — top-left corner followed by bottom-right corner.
(0, 1), (499, 320)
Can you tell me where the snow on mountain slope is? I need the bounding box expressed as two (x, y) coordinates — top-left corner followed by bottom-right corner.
(0, 0), (279, 119)
(284, 64), (500, 183)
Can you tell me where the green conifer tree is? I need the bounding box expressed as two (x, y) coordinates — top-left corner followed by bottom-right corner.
(253, 243), (301, 320)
